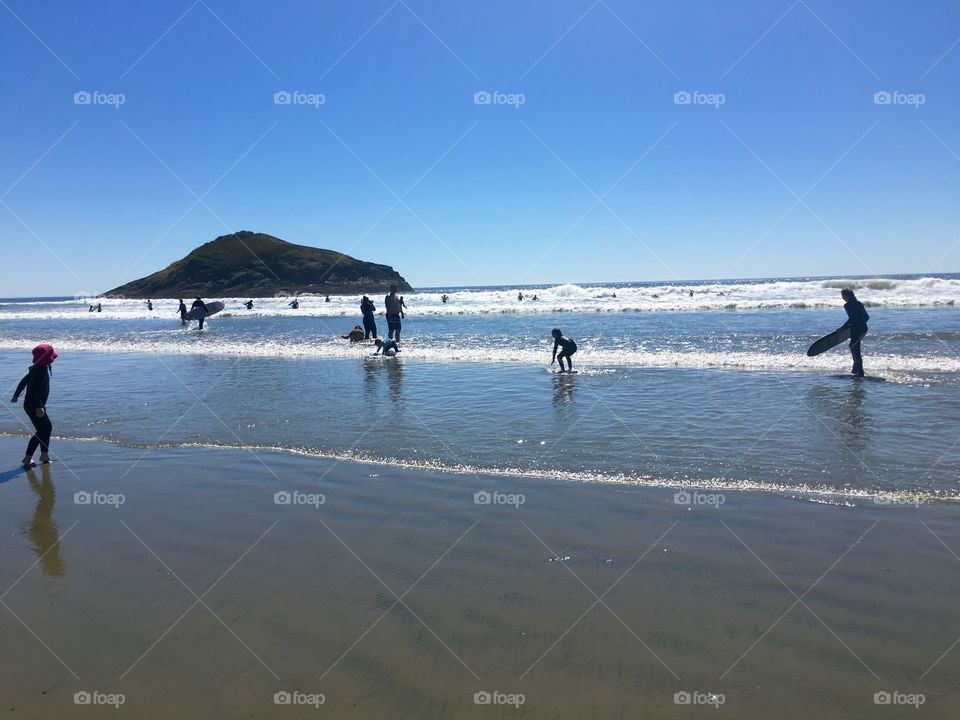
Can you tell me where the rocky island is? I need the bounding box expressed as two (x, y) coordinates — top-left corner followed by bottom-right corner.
(103, 231), (412, 298)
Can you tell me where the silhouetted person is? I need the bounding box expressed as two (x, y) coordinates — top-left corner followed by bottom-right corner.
(360, 295), (377, 339)
(191, 297), (208, 329)
(518, 292), (524, 301)
(245, 300), (254, 310)
(384, 285), (405, 341)
(146, 300), (153, 311)
(288, 299), (299, 309)
(550, 328), (577, 373)
(178, 299), (188, 324)
(840, 288), (869, 377)
(11, 344), (57, 468)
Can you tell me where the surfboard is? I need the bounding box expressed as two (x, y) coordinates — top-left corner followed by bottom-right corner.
(807, 326), (850, 357)
(185, 301), (225, 321)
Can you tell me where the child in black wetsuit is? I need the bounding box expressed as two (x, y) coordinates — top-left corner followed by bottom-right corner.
(11, 344), (58, 468)
(840, 288), (870, 377)
(551, 328), (577, 373)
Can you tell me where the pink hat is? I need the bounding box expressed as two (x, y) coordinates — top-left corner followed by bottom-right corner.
(32, 343), (58, 366)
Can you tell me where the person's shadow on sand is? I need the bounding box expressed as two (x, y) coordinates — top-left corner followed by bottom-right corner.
(24, 465), (67, 579)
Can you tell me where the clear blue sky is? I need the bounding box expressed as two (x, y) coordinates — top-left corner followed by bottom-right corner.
(2, 0), (960, 296)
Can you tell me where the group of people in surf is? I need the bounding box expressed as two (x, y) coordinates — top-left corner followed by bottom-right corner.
(10, 288), (870, 468)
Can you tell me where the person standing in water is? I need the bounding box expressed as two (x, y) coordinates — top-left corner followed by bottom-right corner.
(360, 295), (378, 339)
(11, 344), (57, 468)
(384, 285), (405, 341)
(191, 297), (208, 329)
(178, 299), (188, 324)
(146, 299), (153, 311)
(840, 288), (869, 377)
(550, 328), (578, 373)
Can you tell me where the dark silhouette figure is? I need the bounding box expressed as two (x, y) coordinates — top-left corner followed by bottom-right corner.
(550, 328), (578, 373)
(360, 295), (378, 338)
(11, 344), (57, 467)
(840, 288), (870, 377)
(191, 297), (208, 329)
(178, 299), (188, 324)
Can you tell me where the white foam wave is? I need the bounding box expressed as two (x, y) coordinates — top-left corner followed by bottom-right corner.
(1, 276), (957, 320)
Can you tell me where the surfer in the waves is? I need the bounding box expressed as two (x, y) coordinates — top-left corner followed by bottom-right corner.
(550, 328), (578, 373)
(374, 338), (400, 356)
(840, 288), (869, 377)
(11, 344), (57, 468)
(360, 295), (378, 338)
(191, 297), (208, 330)
(384, 285), (405, 341)
(178, 299), (188, 325)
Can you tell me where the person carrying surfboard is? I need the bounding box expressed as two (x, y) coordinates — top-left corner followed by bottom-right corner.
(840, 288), (869, 377)
(10, 344), (57, 468)
(550, 328), (577, 373)
(191, 297), (208, 329)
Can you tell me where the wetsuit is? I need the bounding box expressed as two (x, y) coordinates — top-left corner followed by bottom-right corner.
(178, 301), (188, 324)
(191, 299), (208, 329)
(13, 365), (52, 456)
(378, 339), (400, 355)
(361, 299), (378, 339)
(384, 294), (403, 340)
(842, 300), (870, 376)
(553, 335), (578, 371)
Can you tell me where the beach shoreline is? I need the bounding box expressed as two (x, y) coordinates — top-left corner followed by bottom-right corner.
(1, 436), (958, 718)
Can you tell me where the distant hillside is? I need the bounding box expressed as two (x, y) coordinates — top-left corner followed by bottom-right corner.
(103, 231), (412, 298)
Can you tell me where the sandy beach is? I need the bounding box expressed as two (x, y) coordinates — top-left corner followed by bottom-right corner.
(1, 436), (957, 718)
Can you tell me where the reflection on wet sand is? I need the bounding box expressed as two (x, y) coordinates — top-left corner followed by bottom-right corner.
(25, 465), (66, 579)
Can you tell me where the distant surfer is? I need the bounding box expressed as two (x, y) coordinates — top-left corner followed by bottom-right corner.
(10, 344), (57, 468)
(532, 294), (538, 301)
(191, 297), (208, 330)
(89, 303), (102, 312)
(840, 288), (869, 377)
(518, 292), (524, 302)
(146, 300), (153, 311)
(374, 338), (400, 356)
(360, 295), (378, 338)
(550, 328), (578, 373)
(178, 299), (188, 324)
(325, 296), (331, 303)
(343, 325), (365, 342)
(385, 285), (405, 342)
(441, 294), (449, 304)
(288, 299), (299, 309)
(245, 300), (254, 310)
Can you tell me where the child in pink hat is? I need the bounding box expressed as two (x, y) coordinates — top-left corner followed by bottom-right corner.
(10, 344), (58, 468)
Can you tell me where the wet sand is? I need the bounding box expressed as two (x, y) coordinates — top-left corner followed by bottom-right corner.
(0, 437), (958, 718)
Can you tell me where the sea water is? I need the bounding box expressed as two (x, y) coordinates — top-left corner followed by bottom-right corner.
(1, 275), (958, 502)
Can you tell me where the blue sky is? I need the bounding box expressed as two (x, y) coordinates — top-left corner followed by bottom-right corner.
(2, 0), (960, 296)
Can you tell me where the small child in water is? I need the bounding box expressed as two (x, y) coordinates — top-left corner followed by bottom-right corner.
(550, 328), (577, 373)
(374, 338), (400, 356)
(11, 344), (57, 468)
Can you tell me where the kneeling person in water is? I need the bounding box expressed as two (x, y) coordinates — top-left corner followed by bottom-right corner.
(342, 325), (365, 342)
(551, 328), (577, 372)
(374, 338), (400, 356)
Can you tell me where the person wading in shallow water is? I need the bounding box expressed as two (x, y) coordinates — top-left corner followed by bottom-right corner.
(11, 344), (58, 468)
(840, 288), (870, 377)
(384, 285), (405, 342)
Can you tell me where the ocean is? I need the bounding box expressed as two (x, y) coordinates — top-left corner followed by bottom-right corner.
(2, 274), (958, 503)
